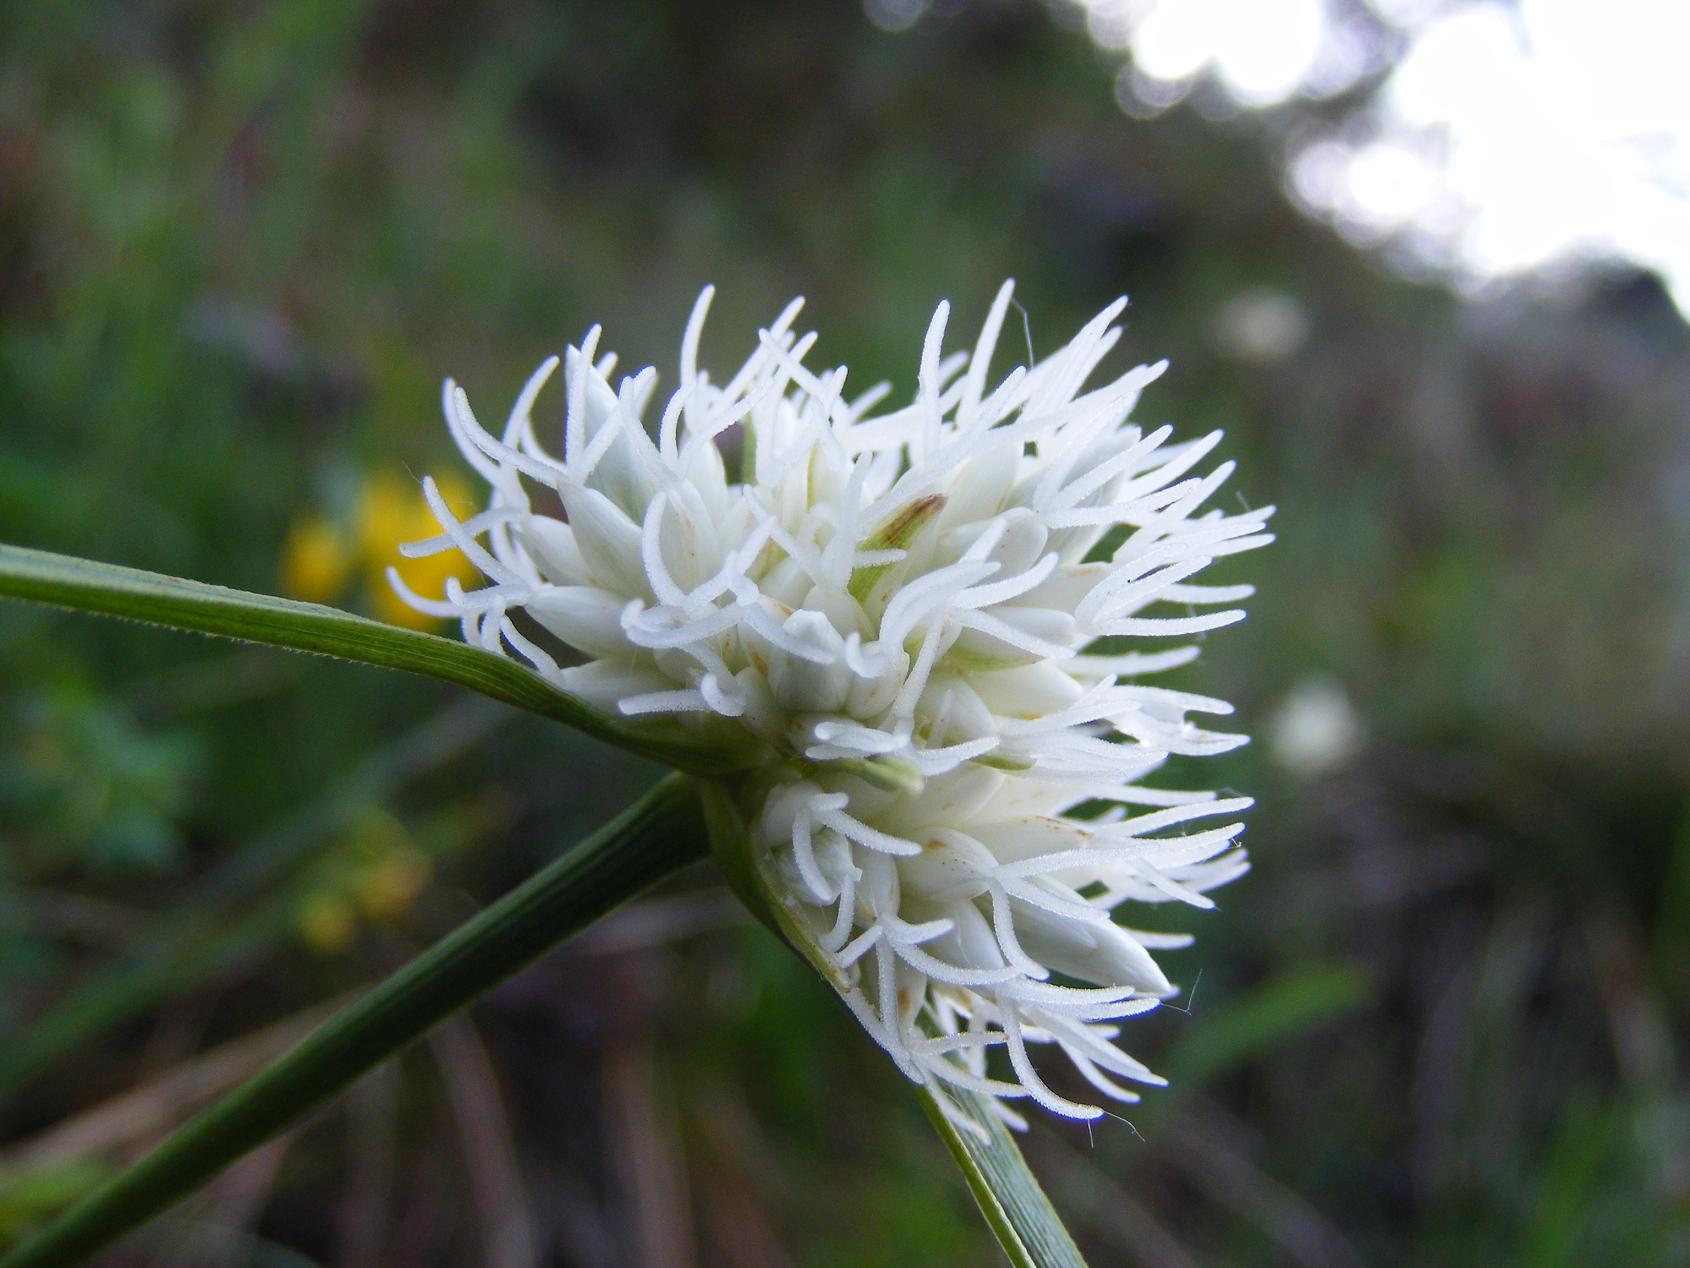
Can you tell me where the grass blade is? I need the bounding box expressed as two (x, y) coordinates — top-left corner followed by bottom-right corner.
(918, 1089), (1087, 1268)
(0, 542), (746, 776)
(0, 774), (707, 1267)
(698, 783), (1089, 1268)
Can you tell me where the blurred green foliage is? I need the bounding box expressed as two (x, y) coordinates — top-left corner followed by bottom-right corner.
(1, 682), (201, 876)
(2, 0), (1688, 1263)
(0, 1159), (112, 1247)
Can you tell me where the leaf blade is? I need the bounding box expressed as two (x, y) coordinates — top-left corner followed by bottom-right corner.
(0, 542), (744, 776)
(0, 775), (708, 1267)
(918, 1089), (1088, 1268)
(698, 783), (1089, 1268)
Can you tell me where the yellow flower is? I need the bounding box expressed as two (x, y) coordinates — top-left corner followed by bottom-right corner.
(353, 846), (433, 922)
(278, 471), (478, 628)
(296, 892), (357, 955)
(355, 471), (477, 629)
(279, 515), (351, 604)
(293, 809), (434, 952)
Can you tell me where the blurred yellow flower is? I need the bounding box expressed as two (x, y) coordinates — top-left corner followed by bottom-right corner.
(277, 471), (477, 629)
(296, 892), (357, 955)
(279, 515), (351, 604)
(356, 471), (477, 629)
(353, 846), (433, 921)
(292, 810), (435, 953)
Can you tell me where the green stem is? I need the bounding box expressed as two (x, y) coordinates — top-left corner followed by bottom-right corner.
(698, 782), (1089, 1268)
(0, 542), (750, 777)
(0, 700), (502, 1103)
(1, 775), (707, 1268)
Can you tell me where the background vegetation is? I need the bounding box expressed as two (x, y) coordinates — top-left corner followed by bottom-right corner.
(2, 1), (1687, 1263)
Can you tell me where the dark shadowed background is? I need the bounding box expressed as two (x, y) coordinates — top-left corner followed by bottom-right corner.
(2, 1), (1687, 1264)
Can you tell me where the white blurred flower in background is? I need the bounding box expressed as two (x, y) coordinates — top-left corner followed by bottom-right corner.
(1268, 676), (1364, 778)
(1212, 289), (1311, 364)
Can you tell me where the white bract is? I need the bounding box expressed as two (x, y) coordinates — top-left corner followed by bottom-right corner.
(398, 283), (1272, 1132)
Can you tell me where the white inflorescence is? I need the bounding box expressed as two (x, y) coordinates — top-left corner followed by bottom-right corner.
(397, 282), (1272, 1133)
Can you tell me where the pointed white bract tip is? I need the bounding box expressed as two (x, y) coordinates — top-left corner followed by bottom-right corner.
(401, 280), (1269, 1130)
(528, 355), (561, 395)
(681, 288), (715, 385)
(920, 300), (952, 388)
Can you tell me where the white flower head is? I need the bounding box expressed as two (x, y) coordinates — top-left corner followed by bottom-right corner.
(400, 282), (1272, 1132)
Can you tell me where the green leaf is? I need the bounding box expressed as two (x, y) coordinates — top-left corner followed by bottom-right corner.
(0, 1163), (112, 1246)
(917, 1088), (1087, 1268)
(1523, 1097), (1620, 1268)
(698, 783), (1088, 1268)
(1162, 962), (1370, 1093)
(0, 542), (748, 777)
(0, 775), (707, 1267)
